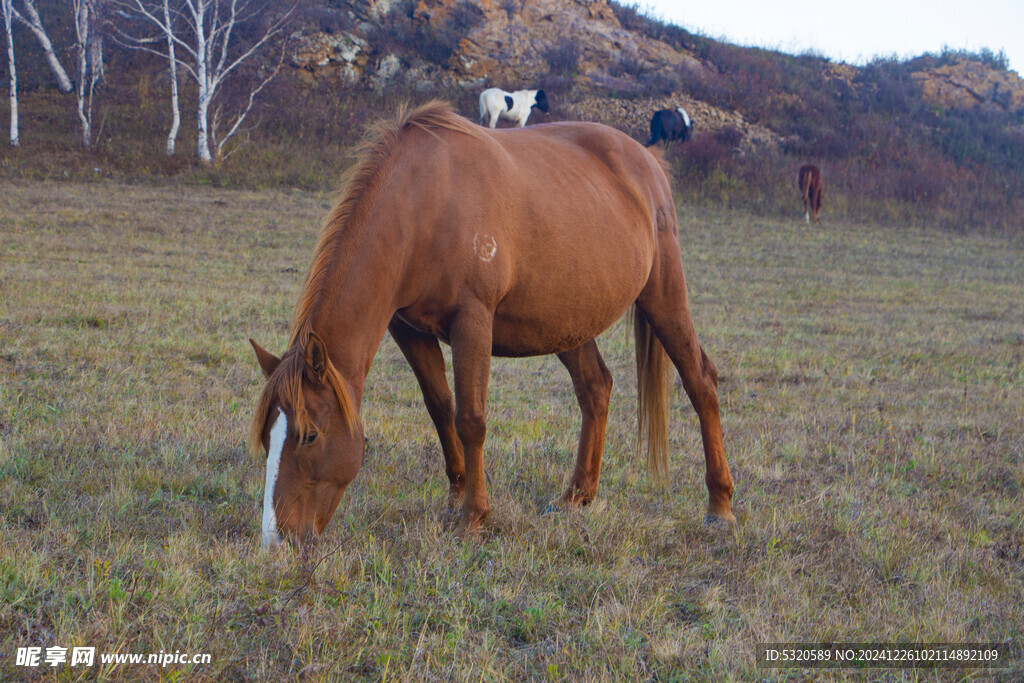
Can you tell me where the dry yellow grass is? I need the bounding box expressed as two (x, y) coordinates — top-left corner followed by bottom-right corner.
(1, 180), (1021, 680)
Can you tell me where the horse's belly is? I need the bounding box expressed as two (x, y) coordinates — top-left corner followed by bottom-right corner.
(490, 302), (631, 357)
(489, 249), (649, 356)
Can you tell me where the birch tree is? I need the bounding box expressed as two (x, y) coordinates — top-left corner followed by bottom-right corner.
(2, 0), (17, 145)
(115, 0), (293, 163)
(72, 0), (102, 147)
(11, 0), (73, 93)
(161, 0), (178, 154)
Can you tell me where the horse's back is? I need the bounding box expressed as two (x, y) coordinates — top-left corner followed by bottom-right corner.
(396, 119), (669, 234)
(799, 164), (820, 187)
(466, 122), (670, 258)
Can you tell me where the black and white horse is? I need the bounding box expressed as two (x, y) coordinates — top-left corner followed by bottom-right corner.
(479, 88), (549, 128)
(645, 107), (693, 147)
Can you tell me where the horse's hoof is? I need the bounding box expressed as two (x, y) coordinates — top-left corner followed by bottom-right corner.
(703, 512), (737, 528)
(455, 506), (488, 540)
(558, 488), (593, 509)
(455, 522), (484, 542)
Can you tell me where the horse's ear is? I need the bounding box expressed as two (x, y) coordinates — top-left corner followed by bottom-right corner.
(250, 339), (281, 378)
(304, 333), (328, 383)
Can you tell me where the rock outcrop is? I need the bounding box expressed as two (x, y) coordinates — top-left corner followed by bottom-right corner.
(428, 0), (706, 86)
(290, 0), (706, 90)
(911, 59), (1024, 112)
(290, 32), (370, 85)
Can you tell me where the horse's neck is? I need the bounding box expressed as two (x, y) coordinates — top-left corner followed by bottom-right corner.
(303, 217), (404, 397)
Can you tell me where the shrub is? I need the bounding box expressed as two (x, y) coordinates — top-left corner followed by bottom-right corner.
(714, 125), (743, 148)
(543, 43), (581, 78)
(676, 132), (736, 178)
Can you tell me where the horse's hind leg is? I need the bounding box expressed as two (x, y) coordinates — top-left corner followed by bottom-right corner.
(637, 255), (736, 525)
(556, 339), (613, 506)
(389, 318), (466, 506)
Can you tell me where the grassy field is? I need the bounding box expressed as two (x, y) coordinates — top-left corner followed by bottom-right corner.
(1, 179), (1022, 681)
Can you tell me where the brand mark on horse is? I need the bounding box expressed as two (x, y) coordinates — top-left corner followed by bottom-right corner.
(473, 233), (498, 262)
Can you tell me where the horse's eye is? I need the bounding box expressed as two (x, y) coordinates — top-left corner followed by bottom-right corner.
(300, 431), (318, 446)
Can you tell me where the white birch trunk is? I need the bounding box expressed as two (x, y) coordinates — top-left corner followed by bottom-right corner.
(193, 0), (212, 164)
(13, 0), (72, 93)
(162, 0), (178, 155)
(73, 0), (95, 147)
(2, 0), (18, 146)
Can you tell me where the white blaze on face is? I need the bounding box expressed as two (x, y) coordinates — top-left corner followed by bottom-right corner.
(262, 410), (287, 547)
(677, 107), (691, 128)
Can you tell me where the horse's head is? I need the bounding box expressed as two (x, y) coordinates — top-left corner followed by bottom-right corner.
(249, 334), (362, 548)
(532, 89), (549, 113)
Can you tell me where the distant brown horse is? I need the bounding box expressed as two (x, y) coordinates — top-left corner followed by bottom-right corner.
(249, 101), (735, 546)
(799, 164), (823, 224)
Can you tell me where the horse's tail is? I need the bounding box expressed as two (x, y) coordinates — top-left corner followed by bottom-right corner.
(632, 305), (671, 480)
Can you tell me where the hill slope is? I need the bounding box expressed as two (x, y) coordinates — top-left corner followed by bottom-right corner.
(287, 0), (1024, 230)
(2, 0), (1023, 230)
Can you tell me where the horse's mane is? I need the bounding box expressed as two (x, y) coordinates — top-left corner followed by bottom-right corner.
(289, 100), (479, 347)
(249, 101), (479, 456)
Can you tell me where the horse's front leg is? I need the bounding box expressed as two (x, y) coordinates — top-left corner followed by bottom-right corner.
(448, 304), (494, 533)
(388, 317), (466, 507)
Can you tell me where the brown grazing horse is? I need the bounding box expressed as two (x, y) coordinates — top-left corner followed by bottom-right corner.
(249, 101), (735, 547)
(799, 164), (823, 224)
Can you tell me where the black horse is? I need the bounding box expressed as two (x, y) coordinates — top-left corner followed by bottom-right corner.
(646, 108), (693, 147)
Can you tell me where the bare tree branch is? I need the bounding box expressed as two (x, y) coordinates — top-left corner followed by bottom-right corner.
(214, 37), (284, 158)
(11, 0), (73, 93)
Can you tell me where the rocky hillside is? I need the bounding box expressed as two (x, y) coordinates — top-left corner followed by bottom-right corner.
(290, 0), (1024, 143)
(911, 59), (1024, 112)
(294, 0), (703, 88)
(291, 0), (791, 149)
(5, 0), (1022, 230)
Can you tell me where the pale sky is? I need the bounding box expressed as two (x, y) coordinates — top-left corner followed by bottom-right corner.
(638, 1), (1023, 75)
